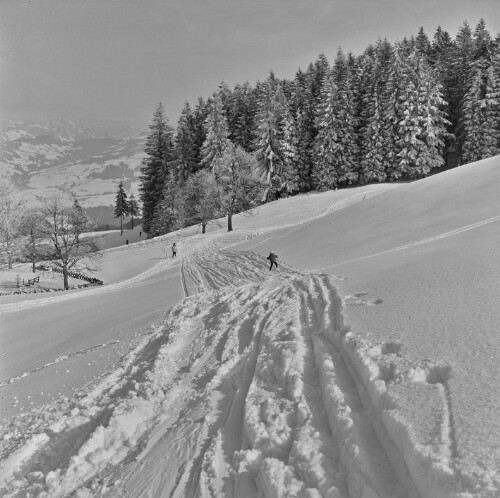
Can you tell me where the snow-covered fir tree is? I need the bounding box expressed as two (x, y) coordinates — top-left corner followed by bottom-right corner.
(201, 93), (232, 170)
(172, 102), (197, 183)
(385, 47), (449, 180)
(415, 27), (431, 57)
(228, 82), (257, 152)
(279, 107), (301, 194)
(291, 70), (315, 191)
(359, 82), (387, 183)
(461, 54), (500, 163)
(150, 175), (183, 236)
(254, 80), (287, 199)
(448, 22), (476, 163)
(312, 51), (358, 190)
(139, 102), (174, 235)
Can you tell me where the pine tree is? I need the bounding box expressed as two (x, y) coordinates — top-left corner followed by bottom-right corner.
(254, 80), (287, 199)
(150, 175), (183, 236)
(229, 82), (257, 152)
(114, 181), (129, 235)
(139, 102), (174, 235)
(201, 93), (232, 169)
(461, 55), (500, 163)
(128, 193), (140, 230)
(312, 69), (358, 190)
(280, 108), (301, 194)
(359, 82), (387, 183)
(173, 102), (197, 183)
(192, 97), (209, 171)
(415, 27), (431, 58)
(288, 56), (330, 193)
(385, 47), (450, 179)
(449, 22), (476, 163)
(357, 40), (394, 183)
(429, 26), (453, 67)
(292, 71), (315, 191)
(473, 18), (492, 59)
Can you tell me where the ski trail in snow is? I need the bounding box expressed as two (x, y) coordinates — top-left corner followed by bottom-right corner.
(0, 340), (121, 388)
(229, 190), (383, 252)
(315, 214), (500, 271)
(0, 246), (477, 498)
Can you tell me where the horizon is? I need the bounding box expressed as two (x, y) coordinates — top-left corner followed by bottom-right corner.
(1, 0), (500, 132)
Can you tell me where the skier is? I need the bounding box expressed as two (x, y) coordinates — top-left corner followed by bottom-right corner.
(172, 242), (177, 258)
(267, 251), (278, 271)
(126, 239), (129, 245)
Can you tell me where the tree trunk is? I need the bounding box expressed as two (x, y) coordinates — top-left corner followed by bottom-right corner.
(202, 222), (206, 234)
(227, 214), (233, 232)
(7, 234), (12, 269)
(63, 267), (69, 290)
(131, 215), (134, 230)
(120, 215), (123, 236)
(32, 254), (36, 273)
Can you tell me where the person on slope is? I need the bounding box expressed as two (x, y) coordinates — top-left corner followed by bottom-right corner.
(267, 251), (278, 271)
(172, 242), (177, 258)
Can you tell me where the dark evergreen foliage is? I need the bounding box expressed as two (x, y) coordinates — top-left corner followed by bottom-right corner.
(139, 102), (174, 235)
(127, 193), (140, 230)
(114, 181), (129, 235)
(142, 19), (498, 236)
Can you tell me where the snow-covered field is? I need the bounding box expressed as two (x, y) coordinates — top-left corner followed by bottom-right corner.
(0, 156), (498, 497)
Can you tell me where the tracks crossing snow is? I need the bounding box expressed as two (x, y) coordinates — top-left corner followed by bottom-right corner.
(0, 246), (472, 497)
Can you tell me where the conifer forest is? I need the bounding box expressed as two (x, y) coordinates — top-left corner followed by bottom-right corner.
(139, 20), (500, 236)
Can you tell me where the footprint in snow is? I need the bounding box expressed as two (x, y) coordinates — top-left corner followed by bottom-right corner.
(345, 293), (383, 307)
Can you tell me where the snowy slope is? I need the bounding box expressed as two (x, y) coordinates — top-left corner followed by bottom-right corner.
(0, 156), (499, 498)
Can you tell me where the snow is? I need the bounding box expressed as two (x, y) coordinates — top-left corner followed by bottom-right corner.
(0, 156), (499, 497)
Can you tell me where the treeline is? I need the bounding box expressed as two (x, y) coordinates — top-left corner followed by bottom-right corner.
(139, 20), (500, 236)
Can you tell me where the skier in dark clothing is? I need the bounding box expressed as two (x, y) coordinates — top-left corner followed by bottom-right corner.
(172, 242), (177, 258)
(267, 251), (278, 271)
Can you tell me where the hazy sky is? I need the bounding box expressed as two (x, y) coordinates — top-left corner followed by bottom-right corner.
(1, 0), (499, 130)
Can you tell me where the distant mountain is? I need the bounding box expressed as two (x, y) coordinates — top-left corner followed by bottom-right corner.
(0, 120), (147, 226)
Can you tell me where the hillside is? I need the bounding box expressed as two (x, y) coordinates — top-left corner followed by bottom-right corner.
(0, 120), (145, 223)
(0, 156), (499, 498)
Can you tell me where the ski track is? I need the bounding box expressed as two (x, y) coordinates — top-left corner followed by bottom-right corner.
(315, 214), (500, 271)
(0, 340), (121, 389)
(0, 244), (494, 497)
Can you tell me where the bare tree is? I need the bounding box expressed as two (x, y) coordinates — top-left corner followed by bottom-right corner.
(19, 208), (47, 273)
(0, 181), (26, 269)
(40, 197), (102, 290)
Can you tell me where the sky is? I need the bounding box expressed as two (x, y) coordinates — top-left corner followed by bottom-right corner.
(1, 0), (499, 131)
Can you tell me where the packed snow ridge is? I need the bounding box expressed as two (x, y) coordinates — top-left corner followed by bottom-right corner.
(0, 243), (493, 498)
